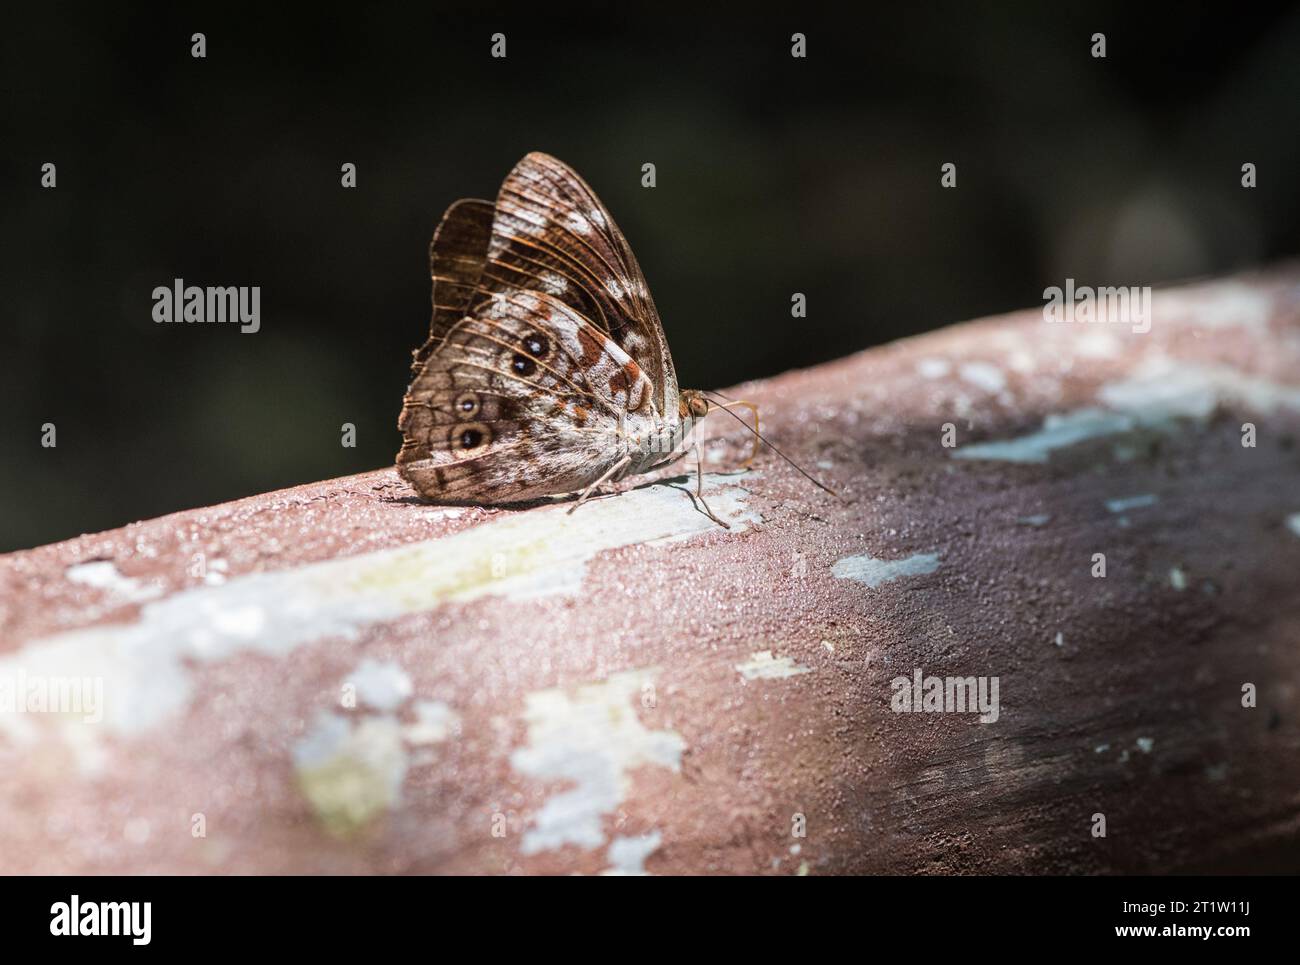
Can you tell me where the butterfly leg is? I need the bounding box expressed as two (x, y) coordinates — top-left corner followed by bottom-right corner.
(566, 454), (633, 515)
(691, 439), (731, 530)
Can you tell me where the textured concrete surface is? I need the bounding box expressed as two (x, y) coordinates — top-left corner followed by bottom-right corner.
(2, 267), (1299, 873)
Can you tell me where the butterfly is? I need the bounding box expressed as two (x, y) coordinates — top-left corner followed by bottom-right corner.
(397, 153), (829, 526)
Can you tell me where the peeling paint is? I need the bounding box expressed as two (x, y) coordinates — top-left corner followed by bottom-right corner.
(202, 558), (229, 586)
(1099, 358), (1300, 421)
(601, 831), (663, 875)
(1105, 494), (1158, 513)
(953, 358), (1300, 465)
(1155, 284), (1273, 332)
(0, 475), (757, 742)
(292, 713), (408, 837)
(916, 358), (951, 379)
(735, 650), (811, 680)
(349, 659), (413, 712)
(953, 409), (1134, 463)
(65, 561), (161, 603)
(1076, 331), (1121, 358)
(403, 700), (458, 745)
(832, 552), (941, 588)
(509, 668), (684, 855)
(958, 361), (1007, 393)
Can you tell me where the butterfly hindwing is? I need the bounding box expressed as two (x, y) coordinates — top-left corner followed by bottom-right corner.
(397, 289), (655, 501)
(412, 198), (494, 367)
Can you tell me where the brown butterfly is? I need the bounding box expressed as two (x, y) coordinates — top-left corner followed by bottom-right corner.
(397, 153), (828, 525)
(396, 152), (732, 520)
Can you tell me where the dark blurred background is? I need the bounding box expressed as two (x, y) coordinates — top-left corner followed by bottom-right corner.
(3, 2), (1299, 552)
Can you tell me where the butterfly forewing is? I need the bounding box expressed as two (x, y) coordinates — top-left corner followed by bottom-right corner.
(478, 152), (678, 412)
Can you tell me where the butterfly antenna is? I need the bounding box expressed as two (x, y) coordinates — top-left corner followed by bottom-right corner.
(702, 391), (840, 499)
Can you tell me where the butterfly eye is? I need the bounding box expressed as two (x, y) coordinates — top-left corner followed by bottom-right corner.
(510, 353), (537, 377)
(454, 391), (481, 418)
(451, 422), (491, 452)
(522, 333), (550, 358)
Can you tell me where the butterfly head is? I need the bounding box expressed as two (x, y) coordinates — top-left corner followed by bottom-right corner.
(679, 389), (710, 421)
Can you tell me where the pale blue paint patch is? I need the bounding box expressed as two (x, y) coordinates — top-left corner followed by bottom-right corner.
(952, 409), (1134, 463)
(832, 552), (941, 588)
(1105, 494), (1158, 513)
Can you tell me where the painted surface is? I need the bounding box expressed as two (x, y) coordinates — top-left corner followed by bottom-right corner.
(2, 269), (1299, 874)
(509, 668), (683, 855)
(735, 650), (812, 680)
(832, 552), (941, 588)
(0, 474), (758, 742)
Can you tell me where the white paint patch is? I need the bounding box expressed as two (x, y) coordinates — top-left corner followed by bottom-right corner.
(832, 551), (941, 588)
(65, 561), (162, 603)
(350, 659), (413, 712)
(953, 357), (1300, 465)
(1136, 737), (1155, 754)
(1286, 513), (1300, 538)
(1054, 632), (1064, 647)
(1017, 514), (1051, 527)
(510, 668), (684, 855)
(1169, 567), (1188, 591)
(1007, 349), (1036, 373)
(953, 408), (1134, 463)
(1076, 331), (1120, 358)
(202, 559), (229, 586)
(1, 476), (759, 743)
(1105, 494), (1158, 513)
(292, 712), (409, 836)
(1155, 283), (1273, 332)
(916, 358), (951, 379)
(1099, 358), (1300, 422)
(959, 362), (1007, 393)
(735, 650), (811, 680)
(601, 831), (663, 875)
(403, 700), (458, 745)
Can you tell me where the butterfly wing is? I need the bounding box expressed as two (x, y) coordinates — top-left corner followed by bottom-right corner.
(480, 152), (679, 413)
(411, 197), (494, 368)
(397, 154), (668, 504)
(397, 287), (657, 502)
